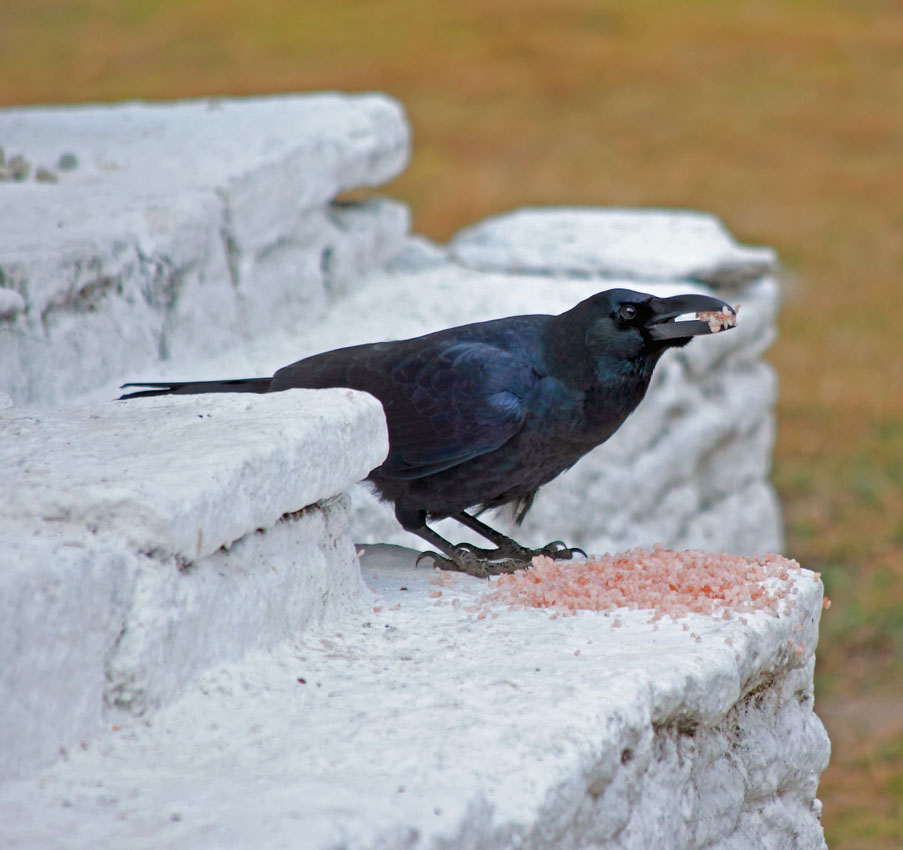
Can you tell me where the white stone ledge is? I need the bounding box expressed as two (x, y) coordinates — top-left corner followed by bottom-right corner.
(104, 496), (364, 717)
(0, 389), (386, 563)
(0, 499), (365, 782)
(0, 546), (829, 849)
(0, 533), (133, 783)
(0, 390), (388, 780)
(0, 94), (411, 407)
(0, 93), (409, 252)
(449, 207), (777, 288)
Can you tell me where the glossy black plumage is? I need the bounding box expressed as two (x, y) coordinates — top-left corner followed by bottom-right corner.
(121, 288), (736, 575)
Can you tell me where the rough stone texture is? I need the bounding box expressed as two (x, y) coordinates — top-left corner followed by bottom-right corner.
(0, 390), (389, 781)
(0, 546), (829, 849)
(450, 207), (777, 288)
(0, 389), (386, 562)
(0, 94), (411, 406)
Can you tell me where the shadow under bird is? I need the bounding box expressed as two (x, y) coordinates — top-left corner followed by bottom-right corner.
(121, 288), (737, 576)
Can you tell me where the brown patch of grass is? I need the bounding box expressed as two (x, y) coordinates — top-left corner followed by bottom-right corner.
(2, 1), (901, 845)
(818, 692), (903, 846)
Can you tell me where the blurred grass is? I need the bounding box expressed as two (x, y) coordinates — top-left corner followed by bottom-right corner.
(1, 0), (901, 845)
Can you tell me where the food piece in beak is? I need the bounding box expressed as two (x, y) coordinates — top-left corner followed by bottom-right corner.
(697, 304), (740, 334)
(645, 293), (738, 341)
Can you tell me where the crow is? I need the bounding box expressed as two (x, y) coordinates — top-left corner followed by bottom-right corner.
(121, 288), (737, 576)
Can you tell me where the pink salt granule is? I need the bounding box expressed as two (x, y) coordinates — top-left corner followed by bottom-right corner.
(481, 545), (802, 622)
(431, 570), (455, 587)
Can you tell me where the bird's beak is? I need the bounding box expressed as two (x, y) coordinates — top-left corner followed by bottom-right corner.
(645, 293), (738, 341)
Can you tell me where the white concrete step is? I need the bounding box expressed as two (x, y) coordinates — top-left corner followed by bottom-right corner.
(449, 206), (776, 287)
(0, 389), (388, 781)
(0, 93), (411, 406)
(0, 545), (829, 849)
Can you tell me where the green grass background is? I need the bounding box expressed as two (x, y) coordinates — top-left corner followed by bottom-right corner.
(2, 1), (900, 845)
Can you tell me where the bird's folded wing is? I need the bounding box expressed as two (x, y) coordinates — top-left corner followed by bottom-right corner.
(378, 342), (537, 481)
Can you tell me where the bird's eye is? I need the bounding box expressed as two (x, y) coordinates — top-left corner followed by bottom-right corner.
(618, 304), (637, 321)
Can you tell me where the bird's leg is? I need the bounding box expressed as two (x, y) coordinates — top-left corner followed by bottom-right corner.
(407, 523), (525, 578)
(397, 507), (583, 578)
(451, 511), (586, 562)
(395, 509), (526, 578)
(394, 507), (500, 577)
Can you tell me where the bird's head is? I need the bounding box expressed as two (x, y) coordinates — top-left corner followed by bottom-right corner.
(547, 288), (738, 384)
(586, 287), (737, 350)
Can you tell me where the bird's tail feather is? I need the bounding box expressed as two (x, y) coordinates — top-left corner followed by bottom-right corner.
(119, 378), (271, 400)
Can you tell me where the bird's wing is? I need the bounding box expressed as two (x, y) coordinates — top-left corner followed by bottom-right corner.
(377, 341), (538, 481)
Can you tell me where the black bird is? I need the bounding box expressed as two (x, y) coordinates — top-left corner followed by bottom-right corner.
(121, 288), (737, 576)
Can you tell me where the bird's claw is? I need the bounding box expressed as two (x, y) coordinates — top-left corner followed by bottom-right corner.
(415, 549), (446, 568)
(491, 538), (586, 562)
(535, 540), (587, 560)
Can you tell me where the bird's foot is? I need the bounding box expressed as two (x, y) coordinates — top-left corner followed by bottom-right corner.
(415, 539), (585, 579)
(415, 547), (530, 579)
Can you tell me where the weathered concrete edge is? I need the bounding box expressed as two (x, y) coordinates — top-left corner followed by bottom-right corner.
(439, 568), (830, 848)
(0, 496), (367, 784)
(0, 92), (413, 407)
(0, 389), (390, 781)
(0, 549), (829, 849)
(447, 206), (778, 287)
(0, 198), (411, 407)
(0, 389), (389, 563)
